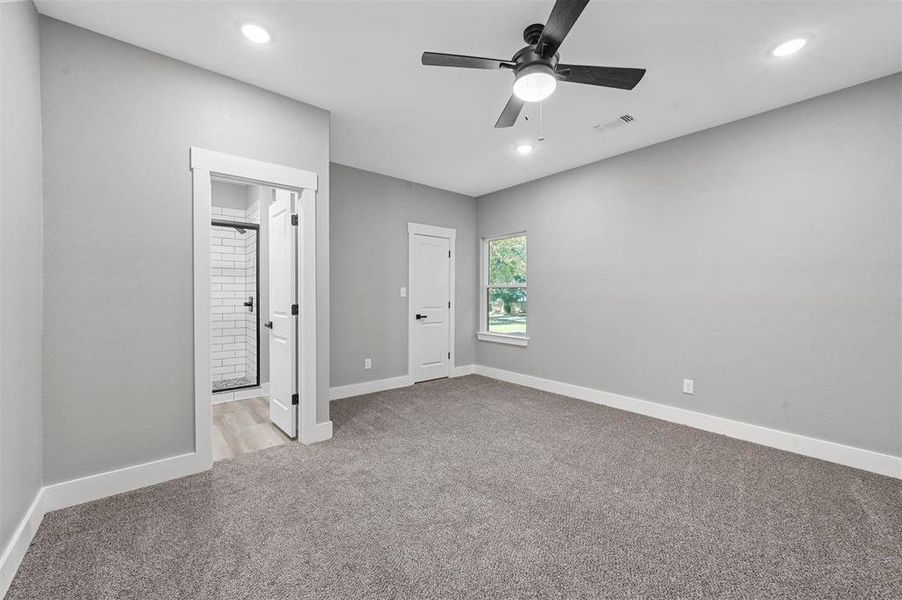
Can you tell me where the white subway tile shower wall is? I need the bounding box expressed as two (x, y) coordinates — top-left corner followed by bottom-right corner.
(211, 203), (259, 389)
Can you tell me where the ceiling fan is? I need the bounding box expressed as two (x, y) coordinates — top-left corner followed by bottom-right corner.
(421, 0), (646, 128)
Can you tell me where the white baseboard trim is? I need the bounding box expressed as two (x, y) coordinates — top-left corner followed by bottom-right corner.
(475, 365), (902, 479)
(450, 364), (476, 377)
(330, 375), (412, 401)
(0, 488), (45, 598)
(42, 452), (208, 513)
(0, 453), (209, 594)
(211, 382), (270, 404)
(330, 366), (477, 401)
(2, 389), (329, 590)
(302, 420), (334, 445)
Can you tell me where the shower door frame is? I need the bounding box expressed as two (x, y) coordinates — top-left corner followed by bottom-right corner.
(210, 219), (261, 394)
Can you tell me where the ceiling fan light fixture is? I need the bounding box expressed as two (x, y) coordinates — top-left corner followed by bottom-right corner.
(512, 64), (557, 103)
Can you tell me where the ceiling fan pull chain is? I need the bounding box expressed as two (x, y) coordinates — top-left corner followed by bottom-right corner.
(537, 101), (545, 142)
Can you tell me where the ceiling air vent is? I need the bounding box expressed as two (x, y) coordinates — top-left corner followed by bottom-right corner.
(594, 114), (636, 132)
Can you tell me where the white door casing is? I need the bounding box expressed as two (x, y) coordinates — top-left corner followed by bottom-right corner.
(268, 189), (297, 437)
(192, 147), (327, 474)
(408, 223), (456, 383)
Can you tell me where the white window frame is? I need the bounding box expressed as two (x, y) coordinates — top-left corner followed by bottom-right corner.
(478, 231), (528, 347)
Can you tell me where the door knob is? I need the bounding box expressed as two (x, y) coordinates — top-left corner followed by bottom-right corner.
(264, 321), (273, 329)
(415, 314), (428, 320)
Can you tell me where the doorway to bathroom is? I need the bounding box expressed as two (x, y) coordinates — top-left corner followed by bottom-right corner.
(209, 178), (311, 460)
(191, 147), (325, 470)
(209, 179), (279, 461)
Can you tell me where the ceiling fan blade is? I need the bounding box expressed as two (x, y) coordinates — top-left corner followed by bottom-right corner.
(556, 65), (646, 90)
(537, 0), (590, 58)
(422, 52), (515, 70)
(494, 95), (525, 128)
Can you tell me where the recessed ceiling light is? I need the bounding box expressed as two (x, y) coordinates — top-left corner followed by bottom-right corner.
(771, 37), (808, 57)
(515, 143), (534, 155)
(241, 23), (271, 45)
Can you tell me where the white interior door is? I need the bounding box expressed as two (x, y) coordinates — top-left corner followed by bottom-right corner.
(268, 189), (297, 437)
(411, 233), (451, 382)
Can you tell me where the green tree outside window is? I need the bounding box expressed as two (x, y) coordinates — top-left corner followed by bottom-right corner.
(487, 235), (527, 336)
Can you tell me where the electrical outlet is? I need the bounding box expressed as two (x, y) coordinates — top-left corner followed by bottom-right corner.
(682, 379), (694, 395)
(400, 287), (407, 297)
(364, 358), (372, 370)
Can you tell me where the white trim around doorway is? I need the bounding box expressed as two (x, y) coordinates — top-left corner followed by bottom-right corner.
(191, 147), (327, 468)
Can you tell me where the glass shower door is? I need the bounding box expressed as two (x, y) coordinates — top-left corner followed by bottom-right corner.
(211, 220), (260, 392)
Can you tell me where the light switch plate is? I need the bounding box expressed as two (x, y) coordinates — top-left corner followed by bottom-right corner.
(682, 379), (694, 394)
(400, 287), (407, 297)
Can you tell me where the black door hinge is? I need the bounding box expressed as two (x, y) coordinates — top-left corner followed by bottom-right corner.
(448, 250), (451, 258)
(448, 301), (451, 308)
(291, 393), (299, 405)
(291, 304), (299, 315)
(447, 352), (451, 359)
(291, 214), (298, 226)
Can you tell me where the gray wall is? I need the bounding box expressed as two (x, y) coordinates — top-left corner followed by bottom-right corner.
(330, 163), (477, 387)
(40, 17), (331, 484)
(476, 73), (902, 457)
(0, 0), (44, 552)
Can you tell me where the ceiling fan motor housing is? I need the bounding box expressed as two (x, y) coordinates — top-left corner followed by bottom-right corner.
(511, 46), (559, 79)
(523, 23), (545, 45)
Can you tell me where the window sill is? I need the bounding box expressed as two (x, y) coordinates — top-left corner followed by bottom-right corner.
(477, 332), (529, 347)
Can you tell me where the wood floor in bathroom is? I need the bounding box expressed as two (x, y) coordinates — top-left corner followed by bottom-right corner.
(212, 397), (292, 462)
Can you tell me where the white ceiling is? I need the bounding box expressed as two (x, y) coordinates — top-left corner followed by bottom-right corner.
(36, 1), (902, 196)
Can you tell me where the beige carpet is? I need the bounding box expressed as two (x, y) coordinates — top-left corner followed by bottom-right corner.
(7, 375), (902, 599)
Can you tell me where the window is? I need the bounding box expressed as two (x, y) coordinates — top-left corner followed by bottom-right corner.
(478, 233), (527, 346)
